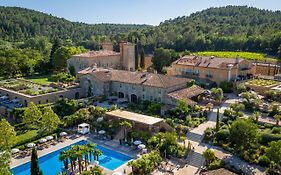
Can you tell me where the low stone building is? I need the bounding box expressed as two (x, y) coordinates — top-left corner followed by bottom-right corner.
(106, 109), (173, 133)
(67, 42), (136, 74)
(77, 67), (201, 106)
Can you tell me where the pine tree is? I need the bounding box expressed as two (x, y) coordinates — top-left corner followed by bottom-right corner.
(134, 38), (139, 70)
(216, 108), (220, 131)
(140, 48), (145, 69)
(31, 148), (43, 175)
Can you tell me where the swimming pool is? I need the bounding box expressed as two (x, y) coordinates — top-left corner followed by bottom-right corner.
(12, 140), (132, 175)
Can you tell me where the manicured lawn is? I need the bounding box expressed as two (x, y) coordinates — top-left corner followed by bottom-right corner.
(196, 51), (277, 62)
(247, 79), (279, 86)
(13, 130), (38, 147)
(23, 75), (54, 85)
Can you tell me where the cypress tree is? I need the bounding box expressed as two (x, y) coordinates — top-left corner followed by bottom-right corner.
(140, 48), (145, 69)
(216, 108), (220, 131)
(134, 38), (139, 70)
(31, 148), (43, 175)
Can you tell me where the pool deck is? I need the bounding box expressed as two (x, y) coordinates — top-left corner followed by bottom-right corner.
(10, 134), (139, 175)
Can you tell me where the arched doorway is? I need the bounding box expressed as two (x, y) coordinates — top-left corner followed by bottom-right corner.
(75, 92), (80, 99)
(118, 92), (124, 98)
(130, 94), (138, 103)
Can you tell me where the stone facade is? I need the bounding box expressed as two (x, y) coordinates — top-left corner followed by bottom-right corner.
(167, 55), (252, 84)
(67, 42), (135, 74)
(78, 68), (191, 105)
(251, 63), (281, 76)
(0, 87), (86, 107)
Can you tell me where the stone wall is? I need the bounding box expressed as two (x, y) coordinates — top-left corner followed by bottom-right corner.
(0, 87), (86, 106)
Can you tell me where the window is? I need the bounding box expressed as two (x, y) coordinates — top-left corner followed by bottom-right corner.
(142, 95), (145, 99)
(120, 83), (122, 88)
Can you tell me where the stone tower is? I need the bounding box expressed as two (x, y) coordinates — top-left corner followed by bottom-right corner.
(102, 42), (114, 51)
(120, 42), (135, 71)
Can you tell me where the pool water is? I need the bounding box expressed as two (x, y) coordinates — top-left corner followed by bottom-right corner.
(12, 140), (132, 175)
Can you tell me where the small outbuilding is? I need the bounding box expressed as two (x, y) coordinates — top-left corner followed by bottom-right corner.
(78, 123), (90, 135)
(106, 110), (173, 133)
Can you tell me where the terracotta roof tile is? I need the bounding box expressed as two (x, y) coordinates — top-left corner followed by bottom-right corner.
(174, 55), (244, 69)
(79, 68), (191, 88)
(74, 50), (120, 58)
(167, 85), (204, 105)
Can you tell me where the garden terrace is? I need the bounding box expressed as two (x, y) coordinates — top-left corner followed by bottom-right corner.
(0, 79), (60, 96)
(245, 79), (280, 95)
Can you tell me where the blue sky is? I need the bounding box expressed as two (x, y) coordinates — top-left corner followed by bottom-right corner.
(1, 0), (280, 25)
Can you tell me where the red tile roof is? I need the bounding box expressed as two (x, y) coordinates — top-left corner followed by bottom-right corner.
(174, 55), (244, 69)
(78, 68), (191, 88)
(167, 85), (205, 105)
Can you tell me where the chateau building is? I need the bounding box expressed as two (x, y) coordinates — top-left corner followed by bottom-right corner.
(77, 67), (203, 106)
(67, 42), (136, 74)
(167, 55), (252, 84)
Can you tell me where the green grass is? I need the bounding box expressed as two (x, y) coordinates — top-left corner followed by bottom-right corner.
(13, 130), (38, 148)
(195, 51), (277, 62)
(247, 79), (279, 86)
(23, 75), (54, 85)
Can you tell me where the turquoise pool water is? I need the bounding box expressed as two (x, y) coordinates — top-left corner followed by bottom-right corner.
(12, 140), (132, 175)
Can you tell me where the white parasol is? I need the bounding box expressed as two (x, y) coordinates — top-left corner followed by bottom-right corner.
(60, 132), (68, 136)
(27, 143), (36, 148)
(133, 140), (142, 145)
(39, 138), (47, 143)
(46, 136), (54, 141)
(11, 148), (20, 154)
(138, 144), (146, 149)
(98, 130), (106, 134)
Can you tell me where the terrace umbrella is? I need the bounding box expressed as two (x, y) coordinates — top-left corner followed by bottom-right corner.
(138, 144), (146, 149)
(59, 132), (68, 136)
(27, 143), (36, 148)
(39, 138), (47, 143)
(112, 172), (122, 175)
(133, 140), (142, 145)
(11, 148), (20, 154)
(98, 130), (106, 134)
(46, 136), (54, 141)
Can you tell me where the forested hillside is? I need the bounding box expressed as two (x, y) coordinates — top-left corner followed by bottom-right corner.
(0, 6), (150, 42)
(130, 6), (281, 55)
(0, 6), (281, 77)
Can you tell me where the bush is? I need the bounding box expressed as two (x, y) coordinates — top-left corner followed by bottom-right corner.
(208, 159), (224, 170)
(215, 129), (230, 142)
(260, 132), (281, 145)
(237, 83), (247, 93)
(128, 151), (162, 174)
(272, 127), (281, 134)
(258, 155), (270, 166)
(219, 81), (234, 93)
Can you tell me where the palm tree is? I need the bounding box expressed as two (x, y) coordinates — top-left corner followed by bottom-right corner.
(94, 149), (102, 161)
(274, 114), (281, 126)
(119, 121), (133, 142)
(69, 150), (77, 173)
(202, 149), (216, 166)
(90, 166), (103, 175)
(58, 151), (69, 170)
(86, 143), (96, 161)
